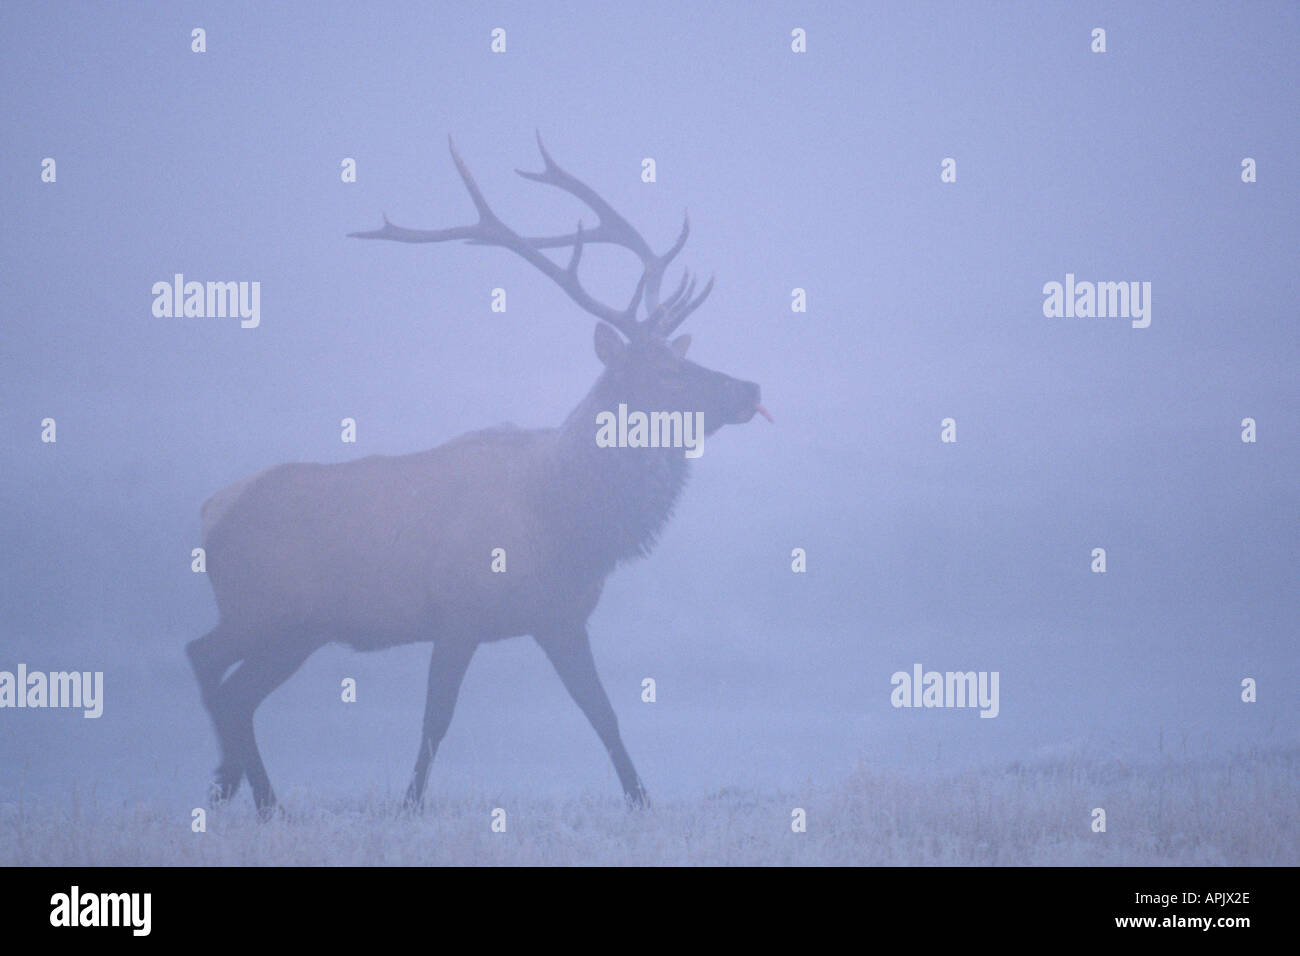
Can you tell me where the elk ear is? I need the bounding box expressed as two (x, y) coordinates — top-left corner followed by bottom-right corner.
(593, 322), (627, 366)
(669, 334), (691, 358)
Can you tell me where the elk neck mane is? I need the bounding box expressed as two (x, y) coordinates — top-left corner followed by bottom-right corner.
(546, 365), (691, 570)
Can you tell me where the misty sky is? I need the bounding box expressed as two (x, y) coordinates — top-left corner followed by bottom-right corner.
(1, 2), (1296, 805)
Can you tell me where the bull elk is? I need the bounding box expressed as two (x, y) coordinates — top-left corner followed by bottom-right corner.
(187, 135), (769, 816)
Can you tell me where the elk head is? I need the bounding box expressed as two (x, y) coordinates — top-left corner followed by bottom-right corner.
(349, 133), (771, 437)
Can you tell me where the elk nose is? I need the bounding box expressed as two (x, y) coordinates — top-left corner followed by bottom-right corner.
(728, 380), (766, 423)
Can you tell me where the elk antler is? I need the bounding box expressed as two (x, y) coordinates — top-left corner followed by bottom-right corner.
(348, 133), (713, 340)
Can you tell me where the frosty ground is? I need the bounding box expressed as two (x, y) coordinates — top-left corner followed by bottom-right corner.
(3, 744), (1294, 866)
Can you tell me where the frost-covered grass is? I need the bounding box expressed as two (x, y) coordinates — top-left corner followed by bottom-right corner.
(3, 745), (1295, 865)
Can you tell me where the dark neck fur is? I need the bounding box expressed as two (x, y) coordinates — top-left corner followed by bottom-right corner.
(549, 370), (690, 572)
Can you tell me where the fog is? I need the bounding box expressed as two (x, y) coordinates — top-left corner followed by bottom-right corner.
(1, 3), (1295, 863)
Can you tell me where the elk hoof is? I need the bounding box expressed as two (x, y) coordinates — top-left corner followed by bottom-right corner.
(208, 767), (241, 806)
(401, 786), (427, 815)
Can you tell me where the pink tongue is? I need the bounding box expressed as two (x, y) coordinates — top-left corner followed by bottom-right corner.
(755, 404), (774, 423)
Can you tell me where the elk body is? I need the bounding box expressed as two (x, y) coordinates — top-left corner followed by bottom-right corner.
(187, 136), (767, 815)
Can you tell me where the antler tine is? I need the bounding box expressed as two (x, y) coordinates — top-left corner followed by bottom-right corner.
(679, 273), (698, 310)
(516, 134), (655, 258)
(662, 269), (691, 310)
(652, 214), (711, 336)
(348, 138), (495, 245)
(566, 221), (585, 275)
(447, 136), (499, 225)
(350, 137), (713, 341)
(625, 271), (649, 319)
(644, 269), (689, 328)
(516, 131), (674, 316)
(660, 212), (691, 272)
(350, 139), (642, 340)
(658, 273), (715, 336)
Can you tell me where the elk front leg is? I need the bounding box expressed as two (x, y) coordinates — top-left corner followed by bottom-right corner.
(534, 626), (648, 807)
(406, 637), (477, 809)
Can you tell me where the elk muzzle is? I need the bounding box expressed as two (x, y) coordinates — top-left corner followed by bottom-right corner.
(723, 379), (770, 426)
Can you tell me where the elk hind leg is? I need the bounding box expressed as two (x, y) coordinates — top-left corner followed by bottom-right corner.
(186, 628), (247, 804)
